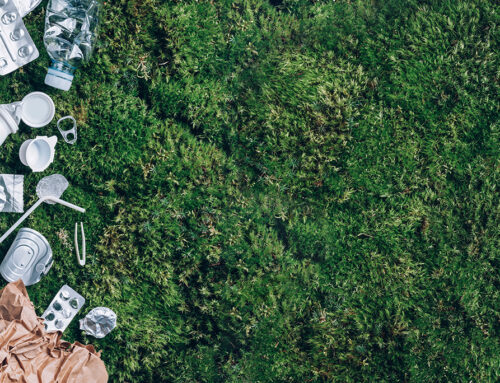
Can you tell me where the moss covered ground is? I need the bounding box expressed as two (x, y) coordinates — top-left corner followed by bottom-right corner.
(0, 0), (498, 381)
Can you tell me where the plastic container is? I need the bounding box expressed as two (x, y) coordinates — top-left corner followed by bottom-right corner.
(0, 92), (55, 147)
(44, 0), (100, 91)
(19, 136), (58, 172)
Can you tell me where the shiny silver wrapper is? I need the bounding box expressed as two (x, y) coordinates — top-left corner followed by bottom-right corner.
(79, 307), (117, 338)
(0, 175), (23, 212)
(13, 0), (42, 17)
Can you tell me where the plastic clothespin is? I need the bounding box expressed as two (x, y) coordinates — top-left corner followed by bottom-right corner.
(75, 222), (86, 266)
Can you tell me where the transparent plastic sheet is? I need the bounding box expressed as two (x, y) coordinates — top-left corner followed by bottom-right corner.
(0, 175), (23, 212)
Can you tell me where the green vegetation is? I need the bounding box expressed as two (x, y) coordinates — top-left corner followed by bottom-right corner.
(0, 0), (498, 381)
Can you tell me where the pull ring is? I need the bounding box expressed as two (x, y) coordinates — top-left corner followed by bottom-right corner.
(57, 116), (77, 145)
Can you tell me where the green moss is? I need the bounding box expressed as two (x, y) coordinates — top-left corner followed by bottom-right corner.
(0, 0), (498, 381)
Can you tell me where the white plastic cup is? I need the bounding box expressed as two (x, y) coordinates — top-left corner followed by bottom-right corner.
(0, 92), (55, 148)
(19, 136), (57, 172)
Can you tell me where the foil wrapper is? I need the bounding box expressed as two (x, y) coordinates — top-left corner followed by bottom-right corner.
(0, 175), (23, 212)
(13, 0), (43, 17)
(79, 307), (117, 339)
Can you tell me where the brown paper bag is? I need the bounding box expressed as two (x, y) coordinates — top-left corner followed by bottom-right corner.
(0, 280), (108, 382)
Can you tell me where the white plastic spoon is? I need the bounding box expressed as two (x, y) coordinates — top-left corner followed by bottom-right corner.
(0, 174), (85, 244)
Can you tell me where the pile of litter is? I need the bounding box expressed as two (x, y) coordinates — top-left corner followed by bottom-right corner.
(0, 0), (113, 381)
(0, 280), (108, 382)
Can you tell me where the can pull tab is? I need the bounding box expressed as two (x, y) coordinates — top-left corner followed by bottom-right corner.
(57, 116), (77, 145)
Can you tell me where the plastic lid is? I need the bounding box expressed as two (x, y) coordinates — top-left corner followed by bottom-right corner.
(45, 68), (73, 91)
(20, 92), (55, 128)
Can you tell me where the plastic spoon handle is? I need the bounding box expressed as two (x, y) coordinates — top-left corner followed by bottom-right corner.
(46, 197), (86, 213)
(0, 197), (85, 244)
(0, 198), (44, 243)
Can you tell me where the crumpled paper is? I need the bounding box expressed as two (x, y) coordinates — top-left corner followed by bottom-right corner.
(0, 175), (23, 213)
(80, 307), (117, 338)
(0, 280), (108, 382)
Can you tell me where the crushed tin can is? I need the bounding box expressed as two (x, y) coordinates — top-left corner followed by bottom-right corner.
(42, 285), (85, 332)
(0, 228), (52, 285)
(79, 307), (117, 338)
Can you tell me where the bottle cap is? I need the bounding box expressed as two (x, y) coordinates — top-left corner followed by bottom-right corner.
(45, 68), (74, 91)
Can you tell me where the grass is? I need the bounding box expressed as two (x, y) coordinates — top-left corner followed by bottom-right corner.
(0, 0), (498, 381)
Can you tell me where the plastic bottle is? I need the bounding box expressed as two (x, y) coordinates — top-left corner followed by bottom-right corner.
(43, 0), (100, 91)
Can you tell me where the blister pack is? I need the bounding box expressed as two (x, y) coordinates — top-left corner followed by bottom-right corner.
(42, 285), (85, 332)
(0, 0), (39, 76)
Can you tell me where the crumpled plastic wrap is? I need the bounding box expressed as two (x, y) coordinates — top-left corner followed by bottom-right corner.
(80, 307), (117, 339)
(0, 280), (108, 382)
(0, 175), (23, 213)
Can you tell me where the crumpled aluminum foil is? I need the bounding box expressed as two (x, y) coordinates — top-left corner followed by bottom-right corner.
(79, 307), (117, 338)
(0, 175), (24, 213)
(13, 0), (43, 17)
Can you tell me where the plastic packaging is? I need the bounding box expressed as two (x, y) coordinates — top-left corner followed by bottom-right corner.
(0, 92), (55, 147)
(44, 0), (101, 91)
(19, 135), (58, 172)
(80, 307), (117, 338)
(0, 174), (23, 212)
(0, 0), (39, 76)
(0, 228), (53, 285)
(42, 285), (85, 332)
(13, 0), (43, 17)
(0, 174), (85, 244)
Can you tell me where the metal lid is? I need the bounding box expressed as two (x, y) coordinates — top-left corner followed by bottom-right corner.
(0, 228), (53, 286)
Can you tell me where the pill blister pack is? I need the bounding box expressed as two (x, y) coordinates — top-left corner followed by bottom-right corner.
(0, 0), (39, 76)
(42, 285), (85, 332)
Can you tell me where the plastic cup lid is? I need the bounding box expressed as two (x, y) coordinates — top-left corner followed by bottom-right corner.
(20, 92), (55, 128)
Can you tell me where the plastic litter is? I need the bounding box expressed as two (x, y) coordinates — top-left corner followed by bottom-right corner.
(19, 135), (58, 172)
(0, 281), (108, 382)
(0, 0), (39, 76)
(0, 174), (23, 212)
(80, 307), (116, 338)
(0, 228), (53, 285)
(0, 174), (85, 244)
(18, 91), (56, 128)
(44, 0), (101, 91)
(42, 284), (85, 332)
(75, 222), (86, 266)
(13, 0), (43, 17)
(0, 92), (55, 146)
(57, 115), (78, 144)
